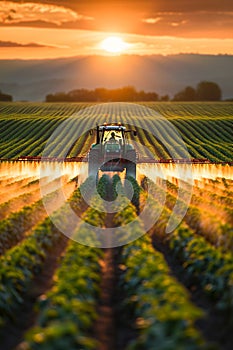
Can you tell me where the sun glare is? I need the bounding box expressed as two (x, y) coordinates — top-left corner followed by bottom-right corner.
(100, 36), (128, 54)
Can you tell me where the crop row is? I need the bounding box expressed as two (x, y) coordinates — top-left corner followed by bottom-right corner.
(0, 191), (39, 221)
(0, 175), (78, 255)
(0, 194), (51, 255)
(0, 177), (95, 330)
(112, 190), (207, 349)
(0, 216), (62, 328)
(170, 226), (233, 313)
(140, 178), (233, 316)
(1, 102), (233, 119)
(4, 175), (213, 349)
(144, 102), (233, 119)
(18, 187), (105, 349)
(0, 103), (90, 120)
(0, 102), (232, 161)
(144, 177), (233, 252)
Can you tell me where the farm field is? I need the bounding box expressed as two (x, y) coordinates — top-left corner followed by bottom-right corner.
(0, 102), (232, 350)
(0, 102), (232, 161)
(0, 170), (232, 349)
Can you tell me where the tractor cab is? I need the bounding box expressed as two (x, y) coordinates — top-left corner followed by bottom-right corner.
(88, 123), (137, 178)
(100, 125), (126, 146)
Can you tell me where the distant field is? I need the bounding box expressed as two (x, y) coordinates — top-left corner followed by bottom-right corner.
(0, 102), (232, 161)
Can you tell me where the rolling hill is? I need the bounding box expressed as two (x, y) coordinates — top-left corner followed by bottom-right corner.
(0, 54), (232, 101)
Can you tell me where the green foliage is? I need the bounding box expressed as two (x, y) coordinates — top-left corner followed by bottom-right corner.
(173, 86), (197, 102)
(120, 236), (206, 349)
(22, 243), (103, 350)
(196, 81), (222, 101)
(97, 174), (111, 200)
(125, 176), (141, 211)
(0, 191), (56, 254)
(69, 176), (96, 213)
(0, 102), (232, 161)
(0, 176), (100, 329)
(19, 180), (105, 350)
(0, 217), (59, 325)
(170, 226), (233, 313)
(173, 81), (222, 102)
(112, 186), (207, 349)
(112, 174), (123, 200)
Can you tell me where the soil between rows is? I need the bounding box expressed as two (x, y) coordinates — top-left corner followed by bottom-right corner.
(95, 248), (117, 350)
(94, 212), (136, 350)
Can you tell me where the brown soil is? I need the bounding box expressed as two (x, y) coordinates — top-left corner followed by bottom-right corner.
(94, 210), (117, 350)
(94, 208), (137, 350)
(94, 247), (136, 350)
(95, 248), (117, 350)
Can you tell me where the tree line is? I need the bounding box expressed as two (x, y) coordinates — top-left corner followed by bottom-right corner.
(0, 90), (12, 102)
(0, 80), (226, 102)
(46, 81), (223, 102)
(46, 86), (160, 102)
(173, 81), (222, 101)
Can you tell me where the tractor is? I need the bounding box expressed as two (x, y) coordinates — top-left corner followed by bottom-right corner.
(88, 123), (137, 179)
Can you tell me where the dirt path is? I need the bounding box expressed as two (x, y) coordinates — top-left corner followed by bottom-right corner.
(94, 173), (140, 350)
(95, 248), (117, 350)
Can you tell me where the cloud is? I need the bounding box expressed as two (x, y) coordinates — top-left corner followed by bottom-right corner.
(35, 1), (233, 12)
(142, 18), (161, 24)
(0, 1), (232, 40)
(0, 40), (61, 48)
(0, 1), (93, 26)
(140, 11), (233, 38)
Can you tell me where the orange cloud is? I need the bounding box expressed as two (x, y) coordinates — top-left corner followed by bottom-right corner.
(0, 40), (47, 47)
(0, 1), (232, 40)
(140, 11), (233, 38)
(142, 18), (162, 24)
(0, 1), (93, 26)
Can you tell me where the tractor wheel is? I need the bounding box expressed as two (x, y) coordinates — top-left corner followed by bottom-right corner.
(125, 150), (136, 179)
(88, 149), (100, 178)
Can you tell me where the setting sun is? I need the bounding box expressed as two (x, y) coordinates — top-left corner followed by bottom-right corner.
(100, 36), (128, 54)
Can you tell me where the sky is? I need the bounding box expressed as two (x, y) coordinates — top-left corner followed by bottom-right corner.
(0, 0), (233, 59)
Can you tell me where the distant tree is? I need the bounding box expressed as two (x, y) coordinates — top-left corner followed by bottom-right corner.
(144, 91), (159, 101)
(160, 94), (170, 102)
(68, 89), (95, 101)
(45, 86), (160, 102)
(46, 92), (71, 102)
(196, 81), (222, 101)
(46, 94), (54, 102)
(94, 88), (109, 101)
(173, 86), (196, 101)
(0, 90), (12, 101)
(114, 86), (137, 101)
